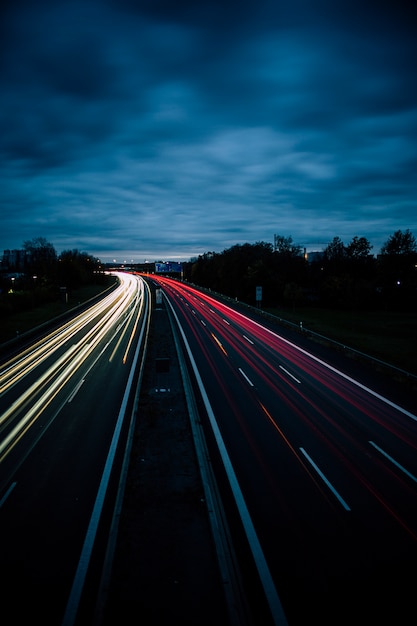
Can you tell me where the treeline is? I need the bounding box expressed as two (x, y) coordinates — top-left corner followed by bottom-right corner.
(188, 230), (417, 311)
(0, 237), (106, 317)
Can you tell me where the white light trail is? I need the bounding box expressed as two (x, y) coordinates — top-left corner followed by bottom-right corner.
(0, 273), (144, 463)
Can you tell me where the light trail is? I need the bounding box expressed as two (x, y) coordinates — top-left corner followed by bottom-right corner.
(151, 275), (417, 542)
(0, 272), (134, 395)
(0, 272), (144, 463)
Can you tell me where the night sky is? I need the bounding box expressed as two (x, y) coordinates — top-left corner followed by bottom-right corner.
(1, 1), (416, 262)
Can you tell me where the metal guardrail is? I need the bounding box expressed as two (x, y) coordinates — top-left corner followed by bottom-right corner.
(258, 309), (417, 384)
(190, 283), (417, 385)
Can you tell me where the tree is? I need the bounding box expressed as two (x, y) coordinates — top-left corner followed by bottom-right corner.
(345, 236), (373, 259)
(323, 236), (345, 261)
(23, 237), (57, 279)
(58, 249), (102, 289)
(274, 235), (302, 258)
(379, 229), (417, 308)
(380, 229), (417, 255)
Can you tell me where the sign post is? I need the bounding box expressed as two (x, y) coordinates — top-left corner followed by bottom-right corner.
(256, 285), (262, 308)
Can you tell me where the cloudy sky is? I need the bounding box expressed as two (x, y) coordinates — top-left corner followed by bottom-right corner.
(1, 0), (416, 262)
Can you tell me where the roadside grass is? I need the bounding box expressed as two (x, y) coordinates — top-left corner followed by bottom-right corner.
(0, 280), (116, 345)
(266, 306), (417, 376)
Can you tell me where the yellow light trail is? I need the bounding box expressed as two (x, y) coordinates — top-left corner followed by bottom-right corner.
(211, 332), (228, 356)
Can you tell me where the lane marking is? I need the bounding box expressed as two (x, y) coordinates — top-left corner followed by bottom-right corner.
(243, 335), (254, 344)
(62, 282), (150, 626)
(0, 482), (17, 508)
(197, 299), (416, 423)
(68, 379), (85, 403)
(299, 447), (351, 511)
(369, 441), (417, 483)
(238, 367), (254, 387)
(164, 295), (289, 626)
(279, 365), (301, 384)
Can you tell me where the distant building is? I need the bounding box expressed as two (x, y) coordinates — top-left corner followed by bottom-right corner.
(305, 250), (324, 263)
(1, 249), (30, 272)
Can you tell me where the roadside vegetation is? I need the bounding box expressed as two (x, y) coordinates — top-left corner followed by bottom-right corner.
(0, 280), (116, 344)
(188, 229), (417, 377)
(1, 231), (416, 376)
(0, 237), (114, 344)
(264, 306), (417, 376)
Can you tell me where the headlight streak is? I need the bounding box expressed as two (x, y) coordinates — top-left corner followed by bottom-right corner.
(0, 343), (92, 461)
(61, 278), (150, 626)
(0, 272), (144, 463)
(109, 287), (142, 363)
(0, 343), (79, 430)
(0, 273), (131, 395)
(122, 281), (145, 365)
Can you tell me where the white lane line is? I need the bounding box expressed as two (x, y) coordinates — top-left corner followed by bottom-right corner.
(214, 304), (416, 422)
(0, 482), (17, 508)
(299, 447), (351, 511)
(67, 379), (85, 403)
(238, 367), (254, 387)
(200, 319), (206, 326)
(62, 289), (150, 626)
(279, 365), (301, 384)
(369, 441), (417, 483)
(165, 296), (288, 625)
(223, 318), (230, 325)
(243, 335), (254, 344)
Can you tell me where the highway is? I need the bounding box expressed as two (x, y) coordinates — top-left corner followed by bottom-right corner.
(1, 270), (416, 625)
(149, 275), (417, 626)
(0, 272), (150, 625)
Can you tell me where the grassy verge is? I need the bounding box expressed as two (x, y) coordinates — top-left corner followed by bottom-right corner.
(0, 278), (117, 345)
(265, 306), (417, 376)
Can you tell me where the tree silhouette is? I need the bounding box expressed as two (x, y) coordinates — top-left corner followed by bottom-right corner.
(380, 229), (416, 255)
(22, 237), (57, 280)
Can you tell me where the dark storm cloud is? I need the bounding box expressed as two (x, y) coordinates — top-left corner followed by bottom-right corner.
(1, 0), (416, 261)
